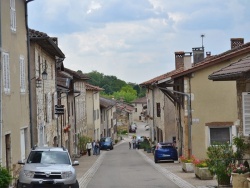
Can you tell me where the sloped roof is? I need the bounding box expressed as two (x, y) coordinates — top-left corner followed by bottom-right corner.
(64, 68), (89, 80)
(140, 67), (183, 86)
(57, 71), (72, 91)
(171, 42), (250, 79)
(116, 103), (134, 113)
(208, 55), (250, 81)
(29, 29), (65, 58)
(132, 96), (147, 104)
(100, 97), (116, 108)
(86, 83), (104, 91)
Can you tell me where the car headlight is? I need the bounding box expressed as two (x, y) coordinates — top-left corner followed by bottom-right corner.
(24, 170), (35, 178)
(61, 171), (73, 179)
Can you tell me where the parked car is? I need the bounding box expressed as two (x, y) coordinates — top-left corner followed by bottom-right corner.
(17, 146), (79, 188)
(145, 124), (150, 131)
(100, 137), (114, 150)
(154, 142), (178, 163)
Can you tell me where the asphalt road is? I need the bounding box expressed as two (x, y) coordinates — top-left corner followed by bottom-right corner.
(87, 121), (179, 188)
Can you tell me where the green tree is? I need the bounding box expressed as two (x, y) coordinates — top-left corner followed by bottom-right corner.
(113, 85), (137, 103)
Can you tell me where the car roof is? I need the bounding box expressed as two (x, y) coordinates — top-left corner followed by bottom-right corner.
(158, 142), (174, 146)
(31, 146), (68, 152)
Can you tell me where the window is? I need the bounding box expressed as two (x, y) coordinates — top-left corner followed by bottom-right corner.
(20, 56), (25, 93)
(209, 127), (230, 145)
(156, 103), (161, 117)
(243, 92), (250, 136)
(135, 108), (137, 112)
(10, 0), (16, 31)
(2, 52), (10, 94)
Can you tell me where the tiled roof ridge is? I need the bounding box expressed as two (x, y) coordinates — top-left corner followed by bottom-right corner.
(193, 41), (250, 68)
(140, 67), (183, 85)
(85, 83), (104, 91)
(29, 28), (49, 38)
(64, 68), (89, 80)
(171, 41), (250, 78)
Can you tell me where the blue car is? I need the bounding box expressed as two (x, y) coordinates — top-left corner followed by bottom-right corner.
(100, 137), (114, 150)
(154, 142), (178, 163)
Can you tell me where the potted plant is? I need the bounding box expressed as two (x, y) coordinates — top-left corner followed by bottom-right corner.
(78, 135), (90, 155)
(192, 158), (214, 180)
(227, 162), (249, 188)
(207, 142), (234, 187)
(179, 155), (194, 172)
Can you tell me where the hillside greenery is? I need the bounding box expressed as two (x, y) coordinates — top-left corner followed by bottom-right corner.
(85, 70), (146, 103)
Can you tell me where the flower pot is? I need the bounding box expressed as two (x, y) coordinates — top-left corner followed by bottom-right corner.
(217, 174), (231, 187)
(247, 177), (250, 188)
(232, 172), (250, 188)
(194, 167), (214, 180)
(181, 162), (194, 172)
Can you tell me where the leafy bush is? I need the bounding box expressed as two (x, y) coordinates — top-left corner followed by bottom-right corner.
(0, 166), (12, 188)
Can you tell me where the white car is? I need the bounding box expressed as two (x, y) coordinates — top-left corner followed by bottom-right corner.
(145, 125), (150, 131)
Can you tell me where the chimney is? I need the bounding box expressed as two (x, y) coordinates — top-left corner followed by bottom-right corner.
(184, 52), (192, 70)
(231, 38), (244, 49)
(175, 51), (185, 70)
(51, 37), (58, 45)
(206, 51), (211, 57)
(192, 47), (204, 65)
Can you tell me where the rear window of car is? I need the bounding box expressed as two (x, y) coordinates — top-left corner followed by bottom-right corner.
(100, 137), (110, 142)
(161, 145), (174, 149)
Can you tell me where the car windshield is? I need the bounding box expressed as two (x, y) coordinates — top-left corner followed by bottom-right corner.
(27, 151), (70, 165)
(100, 138), (110, 142)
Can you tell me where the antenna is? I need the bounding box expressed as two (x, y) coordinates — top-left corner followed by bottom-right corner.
(201, 34), (205, 48)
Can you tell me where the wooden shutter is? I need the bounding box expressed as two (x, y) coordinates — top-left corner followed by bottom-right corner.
(156, 103), (161, 117)
(3, 52), (10, 93)
(20, 56), (25, 93)
(10, 0), (16, 31)
(243, 92), (250, 136)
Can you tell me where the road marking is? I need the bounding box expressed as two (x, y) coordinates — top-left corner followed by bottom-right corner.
(137, 150), (196, 188)
(78, 151), (106, 188)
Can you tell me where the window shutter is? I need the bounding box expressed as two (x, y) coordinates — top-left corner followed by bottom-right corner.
(20, 56), (25, 93)
(3, 52), (10, 94)
(243, 92), (250, 136)
(10, 0), (16, 31)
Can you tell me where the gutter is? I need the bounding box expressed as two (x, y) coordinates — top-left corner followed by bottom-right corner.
(25, 0), (34, 148)
(74, 92), (81, 155)
(0, 0), (2, 163)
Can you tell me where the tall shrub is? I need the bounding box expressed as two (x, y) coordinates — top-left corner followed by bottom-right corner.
(0, 166), (12, 188)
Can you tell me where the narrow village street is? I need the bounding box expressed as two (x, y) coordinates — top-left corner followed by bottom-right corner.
(75, 121), (219, 188)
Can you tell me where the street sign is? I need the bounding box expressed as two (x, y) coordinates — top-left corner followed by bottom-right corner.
(55, 105), (64, 115)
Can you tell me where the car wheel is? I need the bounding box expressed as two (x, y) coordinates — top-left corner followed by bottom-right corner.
(17, 181), (21, 188)
(73, 180), (79, 188)
(154, 157), (158, 163)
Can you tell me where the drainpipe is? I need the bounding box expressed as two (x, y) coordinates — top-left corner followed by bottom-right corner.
(157, 87), (192, 157)
(25, 0), (34, 148)
(0, 0), (2, 163)
(74, 92), (81, 154)
(147, 86), (155, 142)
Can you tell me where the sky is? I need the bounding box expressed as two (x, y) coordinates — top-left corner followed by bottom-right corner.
(28, 0), (250, 84)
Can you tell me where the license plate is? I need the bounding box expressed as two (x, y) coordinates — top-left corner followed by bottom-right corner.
(162, 154), (170, 157)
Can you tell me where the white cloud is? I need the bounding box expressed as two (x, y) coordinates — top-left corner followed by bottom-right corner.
(28, 0), (250, 84)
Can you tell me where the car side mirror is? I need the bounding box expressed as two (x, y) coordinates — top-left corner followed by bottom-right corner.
(72, 161), (79, 166)
(18, 160), (25, 165)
